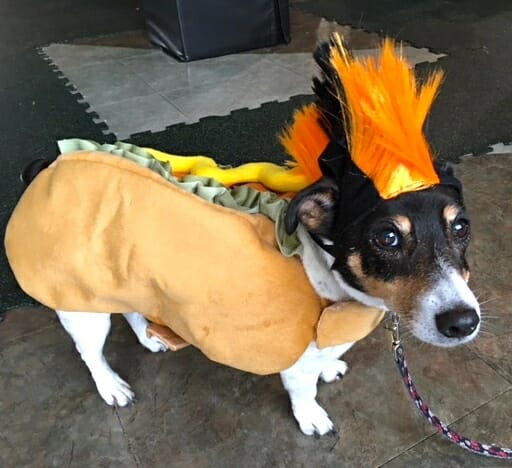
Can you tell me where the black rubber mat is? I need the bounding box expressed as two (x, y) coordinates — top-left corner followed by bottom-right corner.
(296, 1), (512, 158)
(0, 50), (115, 311)
(129, 95), (314, 166)
(0, 0), (144, 52)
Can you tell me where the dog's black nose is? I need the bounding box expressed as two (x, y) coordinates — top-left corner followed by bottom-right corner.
(435, 307), (480, 338)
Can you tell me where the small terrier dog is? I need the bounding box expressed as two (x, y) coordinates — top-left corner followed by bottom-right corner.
(13, 37), (480, 437)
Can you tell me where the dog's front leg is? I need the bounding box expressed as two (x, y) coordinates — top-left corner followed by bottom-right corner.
(281, 342), (354, 436)
(280, 342), (346, 436)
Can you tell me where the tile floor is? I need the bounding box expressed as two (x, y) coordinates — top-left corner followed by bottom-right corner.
(2, 6), (512, 468)
(42, 11), (444, 139)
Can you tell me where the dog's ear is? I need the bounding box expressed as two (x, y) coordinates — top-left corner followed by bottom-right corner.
(284, 177), (339, 235)
(435, 161), (464, 202)
(436, 161), (455, 177)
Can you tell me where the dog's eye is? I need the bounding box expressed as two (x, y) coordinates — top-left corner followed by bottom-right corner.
(375, 229), (400, 249)
(452, 219), (470, 239)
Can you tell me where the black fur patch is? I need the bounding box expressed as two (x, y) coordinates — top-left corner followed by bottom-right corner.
(21, 158), (51, 186)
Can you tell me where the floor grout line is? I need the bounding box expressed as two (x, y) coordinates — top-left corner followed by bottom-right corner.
(377, 385), (512, 466)
(0, 322), (56, 348)
(471, 347), (512, 387)
(114, 407), (143, 468)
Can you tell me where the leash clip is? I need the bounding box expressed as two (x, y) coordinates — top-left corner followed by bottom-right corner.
(384, 311), (401, 360)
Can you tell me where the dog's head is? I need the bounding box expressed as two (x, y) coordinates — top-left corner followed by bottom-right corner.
(285, 167), (480, 347)
(282, 36), (480, 347)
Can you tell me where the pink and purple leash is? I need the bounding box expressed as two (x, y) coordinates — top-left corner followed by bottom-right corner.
(386, 312), (512, 459)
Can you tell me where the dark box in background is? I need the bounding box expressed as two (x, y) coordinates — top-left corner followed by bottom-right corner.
(141, 0), (290, 62)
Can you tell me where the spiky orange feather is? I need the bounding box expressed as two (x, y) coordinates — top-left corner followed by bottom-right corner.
(279, 104), (328, 183)
(329, 36), (443, 199)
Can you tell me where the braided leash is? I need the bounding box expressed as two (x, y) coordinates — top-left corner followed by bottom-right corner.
(386, 313), (512, 459)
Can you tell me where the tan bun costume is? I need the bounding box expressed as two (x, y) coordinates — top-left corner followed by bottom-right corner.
(5, 151), (384, 374)
(7, 35), (447, 374)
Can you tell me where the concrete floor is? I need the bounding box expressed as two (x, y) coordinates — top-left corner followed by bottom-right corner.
(2, 1), (512, 467)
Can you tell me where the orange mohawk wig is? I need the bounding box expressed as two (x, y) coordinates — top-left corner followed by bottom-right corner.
(329, 35), (443, 199)
(279, 103), (328, 183)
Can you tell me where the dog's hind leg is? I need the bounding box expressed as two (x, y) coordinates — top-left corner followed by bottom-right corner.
(123, 312), (168, 353)
(57, 310), (135, 406)
(318, 344), (352, 383)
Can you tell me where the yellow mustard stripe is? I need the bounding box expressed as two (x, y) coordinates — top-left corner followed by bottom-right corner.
(143, 148), (312, 193)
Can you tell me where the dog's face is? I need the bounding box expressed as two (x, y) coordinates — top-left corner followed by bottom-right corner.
(286, 172), (480, 347)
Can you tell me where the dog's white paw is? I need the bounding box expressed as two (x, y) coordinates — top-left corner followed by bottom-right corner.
(140, 334), (168, 353)
(320, 359), (349, 383)
(95, 372), (135, 407)
(293, 401), (336, 436)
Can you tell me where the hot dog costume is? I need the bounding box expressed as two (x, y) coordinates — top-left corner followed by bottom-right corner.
(4, 37), (448, 375)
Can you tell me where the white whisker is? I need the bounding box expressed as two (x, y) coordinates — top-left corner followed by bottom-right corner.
(479, 297), (499, 306)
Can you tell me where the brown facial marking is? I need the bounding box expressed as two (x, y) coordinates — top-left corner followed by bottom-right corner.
(347, 253), (437, 316)
(360, 276), (432, 316)
(392, 215), (412, 236)
(462, 269), (470, 283)
(443, 204), (460, 224)
(347, 253), (429, 314)
(347, 253), (364, 279)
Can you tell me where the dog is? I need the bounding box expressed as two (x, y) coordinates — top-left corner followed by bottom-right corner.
(10, 38), (480, 437)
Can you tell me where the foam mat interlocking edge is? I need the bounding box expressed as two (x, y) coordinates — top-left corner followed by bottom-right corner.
(37, 47), (116, 139)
